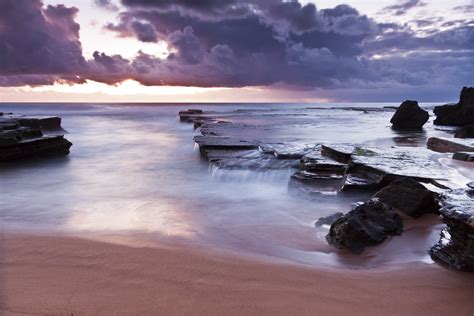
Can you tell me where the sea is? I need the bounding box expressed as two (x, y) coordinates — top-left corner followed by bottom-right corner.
(1, 102), (472, 269)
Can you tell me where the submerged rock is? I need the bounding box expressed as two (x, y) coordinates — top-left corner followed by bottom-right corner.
(390, 100), (429, 130)
(427, 137), (474, 153)
(374, 178), (440, 218)
(455, 125), (474, 138)
(326, 199), (403, 254)
(452, 152), (474, 162)
(0, 115), (72, 162)
(429, 189), (474, 271)
(434, 87), (474, 126)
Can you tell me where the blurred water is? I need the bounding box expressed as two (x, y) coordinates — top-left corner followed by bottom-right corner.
(0, 102), (469, 268)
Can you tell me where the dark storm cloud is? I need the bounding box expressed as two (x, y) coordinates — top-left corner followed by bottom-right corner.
(382, 0), (426, 16)
(0, 0), (472, 101)
(130, 21), (158, 42)
(0, 0), (87, 86)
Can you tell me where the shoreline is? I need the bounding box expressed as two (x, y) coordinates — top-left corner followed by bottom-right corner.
(1, 232), (473, 315)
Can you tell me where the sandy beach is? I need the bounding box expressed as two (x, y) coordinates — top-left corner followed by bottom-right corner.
(1, 233), (472, 315)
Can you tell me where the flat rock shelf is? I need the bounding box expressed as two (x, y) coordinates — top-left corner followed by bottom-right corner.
(0, 113), (72, 161)
(179, 107), (473, 271)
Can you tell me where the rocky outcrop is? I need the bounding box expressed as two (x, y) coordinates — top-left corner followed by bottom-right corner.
(427, 137), (474, 153)
(434, 87), (474, 126)
(429, 188), (474, 271)
(374, 178), (439, 218)
(455, 125), (474, 138)
(321, 144), (354, 164)
(178, 109), (219, 129)
(326, 199), (403, 254)
(341, 146), (451, 192)
(0, 115), (72, 161)
(452, 152), (474, 162)
(390, 100), (429, 130)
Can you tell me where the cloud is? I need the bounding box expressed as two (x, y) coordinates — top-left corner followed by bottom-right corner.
(381, 0), (426, 16)
(0, 0), (472, 101)
(453, 4), (474, 14)
(130, 21), (158, 42)
(0, 0), (89, 87)
(93, 0), (119, 11)
(0, 0), (85, 83)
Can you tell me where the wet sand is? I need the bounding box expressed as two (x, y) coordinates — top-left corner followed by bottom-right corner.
(1, 233), (473, 315)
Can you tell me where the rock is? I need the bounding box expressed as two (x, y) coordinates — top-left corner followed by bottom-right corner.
(300, 149), (347, 175)
(326, 199), (403, 254)
(341, 146), (451, 192)
(390, 100), (429, 130)
(374, 178), (440, 218)
(434, 87), (474, 126)
(341, 173), (381, 191)
(178, 109), (207, 122)
(17, 117), (62, 131)
(315, 212), (344, 227)
(288, 170), (343, 198)
(0, 115), (72, 161)
(452, 152), (474, 162)
(0, 119), (20, 130)
(467, 182), (474, 196)
(288, 148), (349, 198)
(194, 135), (258, 153)
(0, 136), (72, 161)
(455, 125), (474, 138)
(429, 189), (474, 271)
(321, 144), (354, 163)
(427, 137), (474, 153)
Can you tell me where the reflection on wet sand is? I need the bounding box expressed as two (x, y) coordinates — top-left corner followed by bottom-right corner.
(65, 199), (196, 238)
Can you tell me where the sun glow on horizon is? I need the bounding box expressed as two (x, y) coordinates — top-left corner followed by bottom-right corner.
(21, 79), (229, 96)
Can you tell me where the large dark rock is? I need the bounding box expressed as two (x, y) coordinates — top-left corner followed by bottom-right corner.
(326, 199), (403, 254)
(374, 178), (439, 218)
(0, 115), (72, 161)
(434, 87), (474, 126)
(455, 125), (474, 138)
(429, 189), (474, 271)
(390, 100), (429, 130)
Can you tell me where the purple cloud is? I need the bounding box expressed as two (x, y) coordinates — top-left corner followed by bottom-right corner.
(382, 0), (426, 16)
(0, 0), (86, 85)
(0, 0), (472, 101)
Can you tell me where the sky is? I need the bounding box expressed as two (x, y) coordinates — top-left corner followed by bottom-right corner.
(0, 0), (473, 103)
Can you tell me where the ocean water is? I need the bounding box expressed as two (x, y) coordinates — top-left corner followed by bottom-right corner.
(1, 103), (471, 268)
